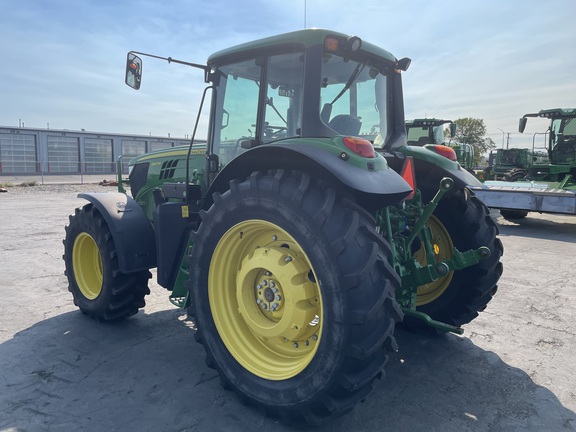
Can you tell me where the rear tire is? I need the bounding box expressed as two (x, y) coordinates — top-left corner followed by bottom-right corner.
(406, 189), (503, 330)
(188, 170), (402, 425)
(63, 204), (151, 321)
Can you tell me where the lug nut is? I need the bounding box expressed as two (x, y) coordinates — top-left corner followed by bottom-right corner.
(284, 256), (293, 263)
(265, 271), (272, 276)
(272, 235), (277, 241)
(312, 335), (318, 341)
(293, 342), (298, 348)
(276, 295), (281, 301)
(261, 303), (267, 310)
(270, 281), (275, 288)
(256, 299), (262, 304)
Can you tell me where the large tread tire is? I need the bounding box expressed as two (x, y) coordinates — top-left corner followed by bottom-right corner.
(407, 189), (503, 330)
(503, 169), (527, 182)
(63, 204), (151, 321)
(188, 170), (402, 425)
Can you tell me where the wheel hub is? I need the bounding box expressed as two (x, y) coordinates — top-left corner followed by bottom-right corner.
(236, 246), (318, 343)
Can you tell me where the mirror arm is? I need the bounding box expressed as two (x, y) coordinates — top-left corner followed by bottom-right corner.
(128, 51), (210, 79)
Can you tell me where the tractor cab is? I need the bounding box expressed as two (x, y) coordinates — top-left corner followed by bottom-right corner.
(519, 108), (576, 165)
(204, 31), (412, 168)
(405, 118), (456, 146)
(126, 30), (412, 175)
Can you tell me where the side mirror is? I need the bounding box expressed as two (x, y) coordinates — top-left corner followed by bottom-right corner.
(396, 57), (411, 72)
(518, 117), (527, 133)
(449, 122), (457, 138)
(125, 53), (142, 90)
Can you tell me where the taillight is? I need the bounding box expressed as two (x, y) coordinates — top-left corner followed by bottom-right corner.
(431, 145), (457, 161)
(342, 137), (375, 158)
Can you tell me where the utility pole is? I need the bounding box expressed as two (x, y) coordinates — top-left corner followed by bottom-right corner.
(506, 133), (511, 149)
(497, 128), (505, 149)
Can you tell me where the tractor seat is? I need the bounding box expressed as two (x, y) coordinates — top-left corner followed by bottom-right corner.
(328, 115), (362, 136)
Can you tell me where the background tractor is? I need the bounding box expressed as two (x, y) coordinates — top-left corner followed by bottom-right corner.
(405, 118), (475, 172)
(484, 148), (541, 181)
(63, 29), (502, 425)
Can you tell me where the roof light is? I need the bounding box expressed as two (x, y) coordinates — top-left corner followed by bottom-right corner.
(431, 145), (457, 161)
(325, 38), (339, 52)
(342, 137), (375, 158)
(347, 36), (362, 51)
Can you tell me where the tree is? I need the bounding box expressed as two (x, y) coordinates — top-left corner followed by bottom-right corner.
(445, 117), (495, 165)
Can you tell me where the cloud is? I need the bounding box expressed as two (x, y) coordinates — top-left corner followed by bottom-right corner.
(0, 0), (574, 146)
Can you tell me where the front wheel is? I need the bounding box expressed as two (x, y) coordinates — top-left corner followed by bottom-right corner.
(188, 170), (402, 425)
(63, 204), (151, 321)
(409, 189), (503, 330)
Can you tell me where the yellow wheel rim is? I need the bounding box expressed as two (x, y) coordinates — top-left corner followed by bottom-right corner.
(209, 220), (323, 380)
(72, 232), (103, 300)
(414, 215), (454, 306)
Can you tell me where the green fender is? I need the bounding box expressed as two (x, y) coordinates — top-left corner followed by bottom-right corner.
(78, 193), (157, 273)
(204, 143), (413, 210)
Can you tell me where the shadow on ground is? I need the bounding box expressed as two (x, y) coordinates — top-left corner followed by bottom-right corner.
(1, 310), (574, 432)
(495, 214), (576, 243)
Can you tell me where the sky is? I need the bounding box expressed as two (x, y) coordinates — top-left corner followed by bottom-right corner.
(1, 0), (575, 150)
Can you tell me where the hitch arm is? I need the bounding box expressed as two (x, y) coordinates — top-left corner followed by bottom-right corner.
(406, 177), (454, 247)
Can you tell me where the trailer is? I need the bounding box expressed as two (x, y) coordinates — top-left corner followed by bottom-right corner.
(470, 181), (576, 218)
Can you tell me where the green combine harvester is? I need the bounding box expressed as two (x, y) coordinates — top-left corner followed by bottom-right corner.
(63, 29), (503, 424)
(472, 108), (576, 219)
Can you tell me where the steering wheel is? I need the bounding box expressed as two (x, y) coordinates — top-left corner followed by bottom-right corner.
(263, 125), (287, 141)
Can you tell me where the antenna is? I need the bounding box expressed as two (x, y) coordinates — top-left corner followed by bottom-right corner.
(304, 0), (307, 28)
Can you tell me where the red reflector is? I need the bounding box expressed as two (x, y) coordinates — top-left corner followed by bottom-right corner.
(432, 145), (457, 161)
(400, 156), (416, 200)
(342, 137), (375, 158)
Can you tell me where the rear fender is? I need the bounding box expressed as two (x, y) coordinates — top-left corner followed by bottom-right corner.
(78, 193), (157, 273)
(204, 144), (413, 211)
(386, 149), (481, 201)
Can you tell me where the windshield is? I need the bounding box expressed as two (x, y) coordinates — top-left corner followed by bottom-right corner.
(406, 124), (445, 146)
(320, 53), (388, 146)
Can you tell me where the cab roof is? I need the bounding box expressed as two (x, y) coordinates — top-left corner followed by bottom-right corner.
(207, 28), (397, 67)
(524, 108), (576, 119)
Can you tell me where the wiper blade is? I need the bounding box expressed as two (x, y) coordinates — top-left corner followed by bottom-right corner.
(330, 62), (365, 106)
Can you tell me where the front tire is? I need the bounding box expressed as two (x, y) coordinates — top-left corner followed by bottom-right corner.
(409, 189), (503, 329)
(188, 170), (402, 425)
(63, 204), (151, 321)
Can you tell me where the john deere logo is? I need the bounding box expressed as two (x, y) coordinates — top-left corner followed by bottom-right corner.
(159, 159), (179, 180)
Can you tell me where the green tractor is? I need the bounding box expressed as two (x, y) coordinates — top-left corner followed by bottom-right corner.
(406, 118), (475, 171)
(519, 108), (576, 188)
(63, 29), (503, 424)
(485, 148), (535, 181)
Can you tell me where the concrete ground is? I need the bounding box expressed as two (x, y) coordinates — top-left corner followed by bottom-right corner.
(1, 185), (575, 431)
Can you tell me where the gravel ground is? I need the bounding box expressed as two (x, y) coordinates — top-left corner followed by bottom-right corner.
(1, 186), (575, 431)
(0, 183), (124, 195)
